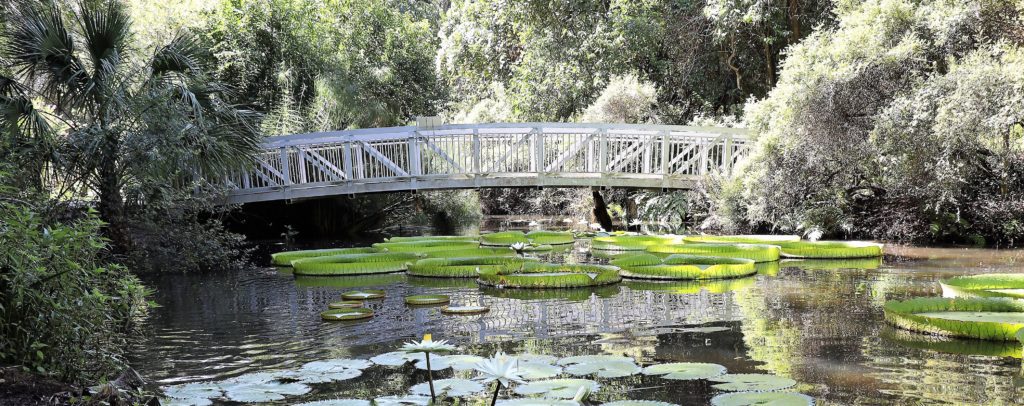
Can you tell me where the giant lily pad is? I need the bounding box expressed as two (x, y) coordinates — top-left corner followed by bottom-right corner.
(602, 401), (680, 406)
(410, 379), (485, 397)
(293, 400), (372, 406)
(328, 301), (363, 309)
(321, 308), (374, 321)
(288, 359), (372, 383)
(883, 297), (1024, 340)
(710, 392), (814, 406)
(709, 374), (797, 392)
(405, 294), (451, 305)
(514, 379), (601, 399)
(557, 355), (640, 378)
(341, 290), (386, 300)
(641, 362), (727, 380)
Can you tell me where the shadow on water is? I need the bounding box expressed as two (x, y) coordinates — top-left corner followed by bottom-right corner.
(129, 231), (1024, 404)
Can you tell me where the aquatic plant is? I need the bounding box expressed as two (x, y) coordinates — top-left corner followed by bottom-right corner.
(497, 399), (578, 406)
(612, 254), (757, 280)
(424, 247), (518, 258)
(513, 379), (600, 399)
(327, 301), (363, 309)
(880, 326), (1022, 358)
(481, 231), (532, 246)
(591, 235), (686, 251)
(480, 285), (621, 300)
(682, 235), (801, 244)
(646, 243), (781, 262)
(778, 241), (883, 258)
(341, 290), (386, 300)
(710, 392), (813, 406)
(525, 230), (576, 245)
(481, 231), (575, 246)
(602, 401), (679, 406)
(320, 308), (374, 321)
(477, 262), (622, 289)
(557, 355), (640, 378)
(883, 297), (1024, 340)
(405, 294), (451, 305)
(291, 252), (420, 276)
(401, 336), (457, 402)
(408, 256), (537, 278)
(293, 400), (370, 406)
(271, 247), (380, 266)
(640, 362), (727, 380)
(939, 274), (1024, 299)
(441, 305), (491, 314)
(410, 378), (485, 397)
(287, 359), (372, 383)
(386, 235), (481, 243)
(708, 373), (797, 391)
(475, 352), (526, 406)
(372, 240), (481, 253)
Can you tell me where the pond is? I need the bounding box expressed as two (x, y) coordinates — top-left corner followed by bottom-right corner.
(129, 229), (1024, 405)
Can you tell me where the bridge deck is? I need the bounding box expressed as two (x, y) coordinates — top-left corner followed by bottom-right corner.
(224, 123), (749, 204)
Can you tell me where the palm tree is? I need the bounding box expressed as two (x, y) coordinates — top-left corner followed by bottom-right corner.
(0, 0), (261, 250)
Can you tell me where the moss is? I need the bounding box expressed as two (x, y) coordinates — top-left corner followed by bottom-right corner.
(940, 274), (1024, 299)
(292, 252), (420, 276)
(270, 247), (379, 266)
(683, 235), (800, 244)
(407, 256), (538, 278)
(612, 254), (757, 280)
(591, 235), (685, 251)
(477, 262), (621, 288)
(646, 243), (781, 263)
(778, 241), (883, 258)
(883, 297), (1024, 341)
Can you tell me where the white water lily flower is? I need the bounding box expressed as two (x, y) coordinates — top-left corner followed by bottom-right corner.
(629, 219), (642, 226)
(510, 242), (528, 251)
(474, 352), (526, 387)
(401, 338), (457, 354)
(589, 223), (603, 231)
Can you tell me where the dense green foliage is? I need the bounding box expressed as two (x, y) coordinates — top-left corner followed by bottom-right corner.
(0, 197), (150, 382)
(723, 0), (1024, 245)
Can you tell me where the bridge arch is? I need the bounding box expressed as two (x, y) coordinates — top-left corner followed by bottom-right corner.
(224, 122), (750, 204)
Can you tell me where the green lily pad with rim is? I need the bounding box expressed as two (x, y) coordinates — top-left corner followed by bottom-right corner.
(710, 391), (814, 406)
(441, 305), (490, 314)
(709, 374), (797, 392)
(341, 290), (386, 300)
(405, 294), (451, 305)
(320, 308), (374, 321)
(328, 300), (363, 309)
(641, 362), (727, 380)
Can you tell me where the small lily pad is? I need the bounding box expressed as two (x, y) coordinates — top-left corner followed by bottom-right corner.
(518, 354), (559, 364)
(293, 400), (372, 406)
(514, 379), (601, 399)
(370, 351), (421, 366)
(221, 380), (310, 403)
(709, 374), (797, 392)
(341, 290), (386, 300)
(288, 359), (372, 383)
(374, 395), (431, 406)
(162, 382), (223, 404)
(497, 399), (580, 406)
(602, 401), (680, 406)
(439, 354), (486, 371)
(321, 308), (374, 321)
(328, 301), (363, 309)
(410, 378), (485, 397)
(519, 361), (563, 380)
(641, 362), (727, 380)
(405, 294), (451, 305)
(710, 392), (814, 406)
(441, 305), (490, 314)
(558, 355), (640, 378)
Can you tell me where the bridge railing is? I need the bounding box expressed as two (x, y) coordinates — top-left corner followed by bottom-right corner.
(223, 123), (749, 203)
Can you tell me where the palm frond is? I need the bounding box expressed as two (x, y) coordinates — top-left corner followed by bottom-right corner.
(151, 31), (204, 79)
(2, 1), (91, 109)
(77, 0), (131, 99)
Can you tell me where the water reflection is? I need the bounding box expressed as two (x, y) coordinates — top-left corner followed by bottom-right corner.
(130, 241), (1024, 404)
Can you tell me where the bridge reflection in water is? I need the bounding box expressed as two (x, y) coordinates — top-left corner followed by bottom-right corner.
(224, 123), (749, 204)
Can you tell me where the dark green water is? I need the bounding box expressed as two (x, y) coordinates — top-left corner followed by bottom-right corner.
(130, 239), (1024, 405)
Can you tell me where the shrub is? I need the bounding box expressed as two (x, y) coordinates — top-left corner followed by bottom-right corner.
(0, 203), (151, 382)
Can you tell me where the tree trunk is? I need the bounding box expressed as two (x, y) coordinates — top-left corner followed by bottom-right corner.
(592, 189), (615, 231)
(788, 0), (801, 43)
(726, 33), (744, 94)
(97, 132), (130, 253)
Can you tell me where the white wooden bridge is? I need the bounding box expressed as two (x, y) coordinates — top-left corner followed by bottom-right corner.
(223, 123), (750, 204)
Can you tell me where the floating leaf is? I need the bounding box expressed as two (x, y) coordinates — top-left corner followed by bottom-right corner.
(710, 391), (814, 406)
(405, 294), (451, 305)
(221, 381), (310, 402)
(558, 355), (640, 378)
(519, 361), (563, 380)
(916, 311), (1024, 323)
(410, 379), (485, 397)
(709, 374), (796, 392)
(602, 401), (680, 406)
(370, 351), (421, 366)
(161, 397), (213, 406)
(341, 290), (386, 300)
(641, 362), (727, 380)
(321, 308), (374, 321)
(441, 305), (490, 314)
(440, 354), (485, 371)
(518, 354), (559, 364)
(293, 400), (372, 406)
(514, 379), (601, 399)
(287, 359), (372, 383)
(497, 399), (580, 406)
(162, 382), (222, 405)
(374, 395), (431, 406)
